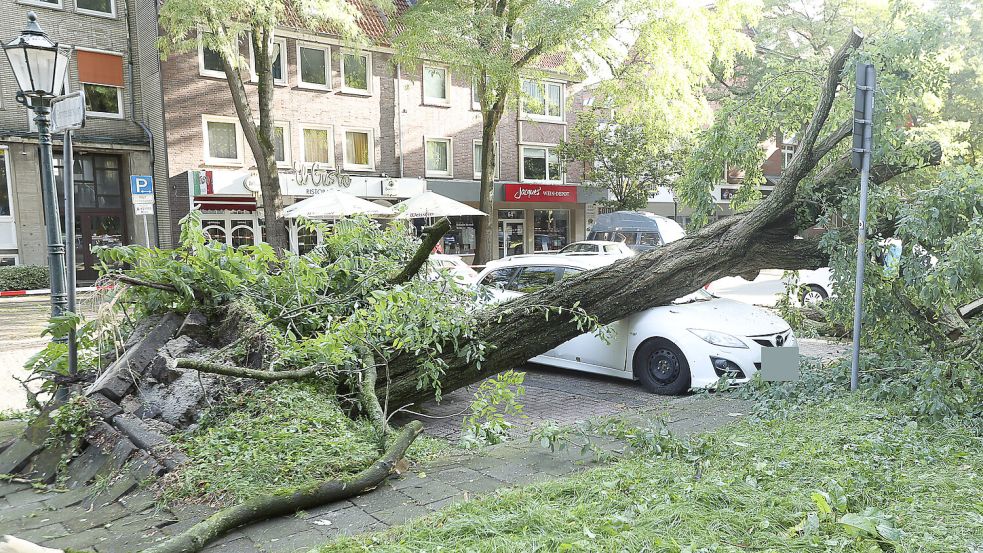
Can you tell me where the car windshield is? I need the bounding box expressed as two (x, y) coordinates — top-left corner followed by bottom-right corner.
(672, 289), (715, 304)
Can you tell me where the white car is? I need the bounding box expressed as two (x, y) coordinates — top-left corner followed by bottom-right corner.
(557, 241), (635, 257)
(794, 268), (832, 305)
(476, 256), (796, 394)
(427, 254), (478, 284)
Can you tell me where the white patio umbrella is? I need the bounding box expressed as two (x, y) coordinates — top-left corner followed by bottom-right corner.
(392, 191), (487, 220)
(283, 190), (395, 219)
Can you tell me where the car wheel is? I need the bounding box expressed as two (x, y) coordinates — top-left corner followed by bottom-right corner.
(634, 338), (691, 395)
(799, 284), (829, 306)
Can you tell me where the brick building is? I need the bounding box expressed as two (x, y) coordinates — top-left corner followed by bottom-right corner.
(159, 6), (599, 259)
(0, 0), (170, 280)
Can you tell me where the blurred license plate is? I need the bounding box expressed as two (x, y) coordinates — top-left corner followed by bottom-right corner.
(760, 346), (800, 381)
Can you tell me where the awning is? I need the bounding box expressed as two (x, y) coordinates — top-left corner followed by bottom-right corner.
(193, 195), (257, 211)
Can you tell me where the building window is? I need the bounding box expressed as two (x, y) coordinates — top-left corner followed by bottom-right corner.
(423, 66), (449, 104)
(202, 116), (243, 165)
(521, 80), (563, 120)
(442, 216), (478, 255)
(521, 146), (562, 182)
(254, 38), (287, 85)
(301, 125), (333, 166)
(425, 137), (452, 178)
(343, 129), (374, 171)
(0, 148), (12, 218)
(78, 50), (124, 118)
(273, 123), (290, 166)
(198, 35), (225, 78)
(781, 144), (796, 169)
(297, 43), (330, 90)
(76, 0), (114, 16)
(533, 209), (570, 252)
(341, 51), (370, 93)
(473, 140), (500, 180)
(20, 0), (63, 9)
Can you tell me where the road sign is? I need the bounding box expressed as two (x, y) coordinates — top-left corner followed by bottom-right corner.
(851, 63), (875, 171)
(134, 203), (154, 215)
(131, 175), (154, 195)
(51, 91), (86, 133)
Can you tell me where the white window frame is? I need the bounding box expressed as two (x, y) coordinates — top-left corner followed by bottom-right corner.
(339, 50), (372, 95)
(272, 121), (292, 168)
(298, 124), (335, 168)
(472, 139), (500, 180)
(520, 79), (565, 122)
(75, 0), (116, 18)
(198, 35), (227, 79)
(0, 146), (14, 223)
(520, 145), (563, 183)
(17, 0), (63, 10)
(781, 144), (796, 169)
(424, 137), (453, 178)
(202, 115), (245, 166)
(422, 65), (451, 105)
(81, 83), (124, 119)
(249, 37), (288, 86)
(342, 128), (375, 171)
(296, 41), (331, 91)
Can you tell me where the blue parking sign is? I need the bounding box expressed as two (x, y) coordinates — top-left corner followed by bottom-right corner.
(131, 175), (154, 195)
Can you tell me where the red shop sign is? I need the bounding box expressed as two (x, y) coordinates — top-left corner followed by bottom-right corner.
(504, 183), (578, 203)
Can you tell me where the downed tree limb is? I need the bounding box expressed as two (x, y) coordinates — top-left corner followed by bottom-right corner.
(141, 421), (423, 553)
(358, 350), (390, 437)
(175, 359), (321, 381)
(390, 217), (451, 285)
(110, 274), (179, 293)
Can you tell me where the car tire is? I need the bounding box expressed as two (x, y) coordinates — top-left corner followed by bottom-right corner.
(634, 338), (691, 395)
(799, 284), (829, 306)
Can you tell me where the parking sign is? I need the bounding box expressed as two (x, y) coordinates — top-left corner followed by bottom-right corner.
(131, 175), (154, 196)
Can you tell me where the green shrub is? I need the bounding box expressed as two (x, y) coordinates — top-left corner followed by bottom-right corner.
(0, 265), (49, 291)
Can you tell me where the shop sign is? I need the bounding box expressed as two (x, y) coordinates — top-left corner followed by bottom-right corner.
(504, 183), (577, 203)
(280, 163), (352, 196)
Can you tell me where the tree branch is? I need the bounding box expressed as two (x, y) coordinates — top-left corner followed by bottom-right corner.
(812, 118), (852, 162)
(110, 275), (179, 293)
(141, 421), (423, 553)
(175, 359), (322, 381)
(390, 218), (451, 285)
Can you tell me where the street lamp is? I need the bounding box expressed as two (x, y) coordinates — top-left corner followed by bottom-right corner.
(3, 12), (72, 319)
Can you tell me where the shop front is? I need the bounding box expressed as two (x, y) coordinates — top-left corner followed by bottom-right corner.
(426, 180), (605, 261)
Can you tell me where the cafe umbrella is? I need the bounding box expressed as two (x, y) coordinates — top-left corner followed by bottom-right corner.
(391, 191), (487, 219)
(283, 190), (395, 219)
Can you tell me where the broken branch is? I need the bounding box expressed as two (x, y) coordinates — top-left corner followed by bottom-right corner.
(390, 217), (451, 285)
(175, 359), (321, 381)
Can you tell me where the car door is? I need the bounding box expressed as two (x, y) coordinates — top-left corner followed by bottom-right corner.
(541, 267), (630, 371)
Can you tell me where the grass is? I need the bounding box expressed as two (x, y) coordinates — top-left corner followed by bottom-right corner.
(318, 395), (982, 552)
(164, 381), (450, 504)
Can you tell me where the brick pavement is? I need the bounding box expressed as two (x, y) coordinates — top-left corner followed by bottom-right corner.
(0, 339), (849, 553)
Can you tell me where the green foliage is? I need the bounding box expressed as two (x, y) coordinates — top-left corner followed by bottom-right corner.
(320, 396), (982, 552)
(0, 265), (49, 292)
(558, 109), (690, 211)
(461, 370), (526, 448)
(45, 395), (95, 479)
(166, 381), (382, 503)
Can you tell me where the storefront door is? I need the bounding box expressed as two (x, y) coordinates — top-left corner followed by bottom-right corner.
(498, 210), (525, 258)
(55, 154), (127, 282)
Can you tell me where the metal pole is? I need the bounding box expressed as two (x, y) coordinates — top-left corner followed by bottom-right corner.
(143, 213), (151, 246)
(63, 129), (78, 377)
(849, 64), (875, 392)
(35, 102), (69, 320)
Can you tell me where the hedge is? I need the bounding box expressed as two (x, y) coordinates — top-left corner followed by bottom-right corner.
(0, 265), (50, 292)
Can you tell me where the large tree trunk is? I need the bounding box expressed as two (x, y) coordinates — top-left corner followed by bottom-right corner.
(380, 30), (884, 406)
(473, 86), (507, 265)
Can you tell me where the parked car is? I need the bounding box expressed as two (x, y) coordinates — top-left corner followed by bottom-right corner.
(790, 240), (904, 305)
(476, 255), (796, 394)
(587, 211), (685, 252)
(557, 241), (635, 257)
(427, 254), (478, 284)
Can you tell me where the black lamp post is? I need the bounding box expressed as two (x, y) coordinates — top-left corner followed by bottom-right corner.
(3, 12), (72, 319)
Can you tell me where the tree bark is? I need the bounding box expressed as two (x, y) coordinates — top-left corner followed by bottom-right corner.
(473, 90), (506, 265)
(141, 421), (423, 553)
(175, 359), (322, 381)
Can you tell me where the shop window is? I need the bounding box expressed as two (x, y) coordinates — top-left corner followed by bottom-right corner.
(341, 51), (370, 93)
(301, 125), (333, 166)
(533, 209), (569, 252)
(473, 140), (500, 180)
(297, 43), (330, 90)
(203, 116), (243, 165)
(442, 216), (477, 255)
(202, 215), (261, 248)
(521, 146), (562, 182)
(77, 0), (114, 16)
(343, 129), (374, 171)
(231, 222), (256, 248)
(253, 38), (287, 85)
(423, 66), (449, 104)
(512, 266), (561, 293)
(78, 50), (124, 118)
(0, 149), (11, 217)
(425, 138), (452, 178)
(521, 80), (563, 120)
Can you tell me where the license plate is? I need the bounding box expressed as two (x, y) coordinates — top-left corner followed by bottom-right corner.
(760, 346), (800, 381)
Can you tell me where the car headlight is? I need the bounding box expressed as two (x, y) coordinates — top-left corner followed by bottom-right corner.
(687, 328), (748, 349)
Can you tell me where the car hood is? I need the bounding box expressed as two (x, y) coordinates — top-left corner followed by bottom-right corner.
(656, 298), (790, 335)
